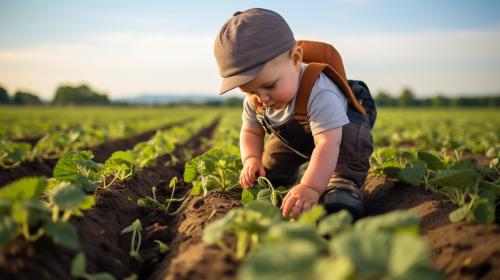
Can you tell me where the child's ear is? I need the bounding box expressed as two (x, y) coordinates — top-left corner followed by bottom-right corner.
(292, 46), (303, 69)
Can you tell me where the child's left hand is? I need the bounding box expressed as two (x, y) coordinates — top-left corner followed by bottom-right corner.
(280, 184), (320, 219)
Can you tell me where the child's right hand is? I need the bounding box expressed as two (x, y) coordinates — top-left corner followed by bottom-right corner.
(239, 157), (266, 189)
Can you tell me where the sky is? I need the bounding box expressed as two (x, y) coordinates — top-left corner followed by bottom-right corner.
(0, 0), (499, 100)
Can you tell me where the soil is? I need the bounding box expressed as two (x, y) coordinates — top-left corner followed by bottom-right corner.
(150, 192), (242, 280)
(0, 119), (218, 280)
(0, 119), (191, 188)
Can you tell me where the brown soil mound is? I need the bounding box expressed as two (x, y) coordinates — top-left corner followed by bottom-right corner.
(151, 192), (242, 280)
(0, 119), (218, 279)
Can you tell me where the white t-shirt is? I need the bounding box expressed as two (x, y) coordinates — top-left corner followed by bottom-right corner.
(242, 63), (349, 136)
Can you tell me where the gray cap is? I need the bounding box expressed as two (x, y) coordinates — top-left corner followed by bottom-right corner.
(214, 8), (295, 94)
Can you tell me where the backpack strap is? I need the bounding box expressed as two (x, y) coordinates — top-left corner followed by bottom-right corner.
(293, 62), (366, 124)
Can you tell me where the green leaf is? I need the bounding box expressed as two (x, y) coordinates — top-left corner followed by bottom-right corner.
(190, 181), (202, 196)
(264, 222), (326, 249)
(109, 151), (134, 163)
(183, 157), (201, 183)
(317, 210), (353, 236)
(478, 189), (497, 205)
(54, 151), (94, 180)
(51, 182), (87, 210)
(471, 199), (495, 224)
(429, 169), (481, 189)
(241, 188), (259, 205)
(154, 240), (169, 254)
(0, 141), (31, 165)
(168, 177), (178, 189)
(121, 219), (142, 234)
(314, 256), (355, 280)
(450, 158), (476, 170)
(383, 166), (402, 178)
(12, 200), (51, 227)
(479, 180), (500, 196)
(449, 206), (470, 222)
(389, 234), (434, 278)
(297, 206), (325, 225)
(0, 177), (48, 201)
(71, 252), (86, 277)
(44, 221), (79, 250)
(417, 151), (445, 170)
(239, 241), (320, 280)
(73, 175), (99, 193)
(330, 231), (437, 279)
(354, 211), (420, 235)
(398, 162), (427, 186)
(0, 217), (20, 246)
(330, 231), (391, 278)
(256, 188), (272, 201)
(245, 201), (282, 222)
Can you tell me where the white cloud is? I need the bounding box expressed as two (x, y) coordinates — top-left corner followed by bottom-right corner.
(0, 32), (220, 99)
(1, 26), (500, 99)
(299, 26), (500, 95)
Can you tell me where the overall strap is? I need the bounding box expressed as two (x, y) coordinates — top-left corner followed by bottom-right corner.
(293, 62), (366, 123)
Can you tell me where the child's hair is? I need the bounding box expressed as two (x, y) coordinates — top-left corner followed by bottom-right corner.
(214, 8), (295, 95)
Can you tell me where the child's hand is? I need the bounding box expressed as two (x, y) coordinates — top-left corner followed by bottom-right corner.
(239, 157), (266, 189)
(280, 184), (320, 219)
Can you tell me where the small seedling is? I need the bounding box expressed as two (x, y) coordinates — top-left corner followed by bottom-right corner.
(121, 219), (143, 261)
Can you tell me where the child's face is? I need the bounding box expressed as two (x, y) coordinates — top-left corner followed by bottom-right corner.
(239, 47), (302, 109)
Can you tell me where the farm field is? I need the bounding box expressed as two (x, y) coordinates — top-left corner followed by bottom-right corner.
(0, 106), (499, 280)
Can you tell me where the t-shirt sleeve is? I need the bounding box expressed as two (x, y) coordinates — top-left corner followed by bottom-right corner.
(242, 96), (261, 128)
(308, 89), (349, 135)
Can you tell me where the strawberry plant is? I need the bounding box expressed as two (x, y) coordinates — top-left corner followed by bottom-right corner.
(0, 140), (32, 168)
(0, 177), (94, 249)
(102, 151), (135, 189)
(371, 147), (499, 224)
(53, 150), (103, 192)
(241, 176), (288, 207)
(184, 145), (242, 196)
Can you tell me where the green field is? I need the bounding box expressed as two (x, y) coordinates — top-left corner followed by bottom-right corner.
(0, 106), (499, 279)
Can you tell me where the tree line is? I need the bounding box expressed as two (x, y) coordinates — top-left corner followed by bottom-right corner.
(375, 88), (500, 107)
(1, 83), (498, 107)
(0, 84), (110, 105)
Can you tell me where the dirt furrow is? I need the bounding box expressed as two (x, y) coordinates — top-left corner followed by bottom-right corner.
(363, 174), (500, 280)
(0, 119), (219, 280)
(0, 118), (192, 188)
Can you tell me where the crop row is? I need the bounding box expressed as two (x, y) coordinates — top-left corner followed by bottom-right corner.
(0, 108), (218, 168)
(0, 113), (218, 279)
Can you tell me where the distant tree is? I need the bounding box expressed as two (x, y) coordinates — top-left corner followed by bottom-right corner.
(374, 91), (397, 107)
(12, 91), (42, 105)
(0, 86), (8, 104)
(53, 84), (110, 105)
(398, 88), (417, 107)
(431, 95), (450, 107)
(223, 97), (244, 107)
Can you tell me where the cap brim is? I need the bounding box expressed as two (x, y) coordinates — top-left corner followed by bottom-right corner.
(219, 64), (265, 95)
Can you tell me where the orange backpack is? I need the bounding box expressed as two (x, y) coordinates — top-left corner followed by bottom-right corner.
(292, 40), (366, 125)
